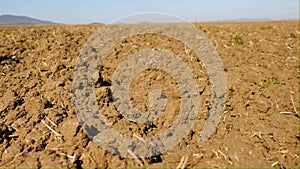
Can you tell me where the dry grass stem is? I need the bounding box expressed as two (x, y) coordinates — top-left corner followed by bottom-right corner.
(271, 161), (279, 167)
(193, 153), (204, 159)
(280, 111), (299, 118)
(45, 116), (58, 127)
(290, 95), (298, 114)
(60, 152), (75, 159)
(133, 133), (146, 144)
(127, 149), (143, 167)
(280, 111), (295, 114)
(218, 150), (226, 159)
(85, 153), (97, 165)
(176, 155), (188, 169)
(212, 150), (219, 158)
(252, 131), (262, 139)
(8, 134), (18, 138)
(41, 120), (62, 137)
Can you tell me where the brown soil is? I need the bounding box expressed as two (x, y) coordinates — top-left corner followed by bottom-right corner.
(0, 21), (299, 168)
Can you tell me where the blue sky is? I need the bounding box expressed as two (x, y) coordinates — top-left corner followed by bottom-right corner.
(0, 0), (298, 23)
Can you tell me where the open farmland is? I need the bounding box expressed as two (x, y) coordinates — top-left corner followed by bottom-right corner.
(0, 21), (299, 168)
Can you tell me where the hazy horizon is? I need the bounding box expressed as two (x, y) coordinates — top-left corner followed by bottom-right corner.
(0, 0), (298, 24)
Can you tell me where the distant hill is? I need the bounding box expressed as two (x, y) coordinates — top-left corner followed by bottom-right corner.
(220, 18), (270, 22)
(90, 22), (103, 25)
(214, 18), (298, 22)
(0, 14), (57, 25)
